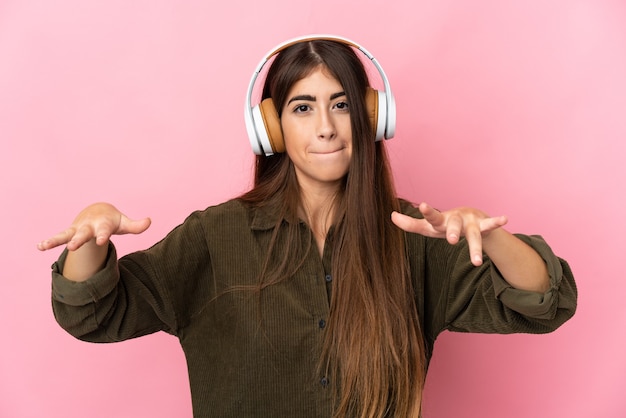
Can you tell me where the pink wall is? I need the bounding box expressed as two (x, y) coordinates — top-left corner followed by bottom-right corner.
(1, 1), (624, 416)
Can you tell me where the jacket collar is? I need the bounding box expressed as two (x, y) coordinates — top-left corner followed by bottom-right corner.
(248, 201), (289, 231)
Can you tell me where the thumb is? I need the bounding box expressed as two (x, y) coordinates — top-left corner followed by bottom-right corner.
(391, 211), (433, 235)
(119, 216), (152, 235)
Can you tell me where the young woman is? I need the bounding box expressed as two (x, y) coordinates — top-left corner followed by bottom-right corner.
(38, 36), (577, 418)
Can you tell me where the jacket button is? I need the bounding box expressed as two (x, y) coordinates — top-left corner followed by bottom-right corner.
(318, 319), (326, 329)
(325, 274), (332, 282)
(320, 377), (329, 387)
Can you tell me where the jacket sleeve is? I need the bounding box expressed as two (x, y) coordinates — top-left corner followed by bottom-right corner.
(435, 233), (577, 336)
(51, 211), (212, 343)
(402, 202), (577, 341)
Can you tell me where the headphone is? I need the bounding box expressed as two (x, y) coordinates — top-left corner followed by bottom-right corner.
(244, 34), (396, 156)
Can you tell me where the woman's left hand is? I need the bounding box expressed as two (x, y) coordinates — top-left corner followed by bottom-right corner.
(391, 202), (508, 266)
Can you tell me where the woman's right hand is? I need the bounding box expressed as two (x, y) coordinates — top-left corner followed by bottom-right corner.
(37, 202), (151, 252)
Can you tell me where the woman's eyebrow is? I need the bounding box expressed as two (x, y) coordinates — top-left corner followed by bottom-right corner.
(287, 91), (346, 105)
(287, 94), (316, 104)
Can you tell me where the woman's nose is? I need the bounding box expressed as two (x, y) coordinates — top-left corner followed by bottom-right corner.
(316, 109), (336, 140)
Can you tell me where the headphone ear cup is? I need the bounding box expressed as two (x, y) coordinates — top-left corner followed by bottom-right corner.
(259, 98), (285, 154)
(365, 87), (387, 141)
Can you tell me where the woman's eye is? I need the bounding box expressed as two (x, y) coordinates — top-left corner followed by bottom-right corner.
(294, 104), (310, 113)
(335, 101), (349, 111)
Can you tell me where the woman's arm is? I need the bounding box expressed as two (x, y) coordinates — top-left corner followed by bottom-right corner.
(481, 227), (549, 292)
(38, 202), (151, 281)
(392, 202), (549, 293)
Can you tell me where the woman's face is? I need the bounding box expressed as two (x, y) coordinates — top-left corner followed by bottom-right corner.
(280, 66), (352, 192)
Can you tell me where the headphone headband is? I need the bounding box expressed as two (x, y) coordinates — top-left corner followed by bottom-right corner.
(244, 34), (396, 156)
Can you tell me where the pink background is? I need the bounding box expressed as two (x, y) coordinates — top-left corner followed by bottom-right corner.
(1, 1), (625, 417)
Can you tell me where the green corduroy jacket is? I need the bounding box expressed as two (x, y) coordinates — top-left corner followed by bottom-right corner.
(51, 198), (577, 417)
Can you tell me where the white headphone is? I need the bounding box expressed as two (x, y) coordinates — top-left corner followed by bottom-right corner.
(244, 34), (396, 156)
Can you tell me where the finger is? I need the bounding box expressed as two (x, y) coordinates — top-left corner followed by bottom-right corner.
(93, 222), (117, 246)
(418, 202), (446, 230)
(391, 211), (441, 237)
(464, 223), (484, 266)
(480, 215), (508, 233)
(118, 216), (152, 235)
(445, 214), (463, 244)
(37, 228), (76, 251)
(391, 211), (420, 232)
(66, 224), (97, 251)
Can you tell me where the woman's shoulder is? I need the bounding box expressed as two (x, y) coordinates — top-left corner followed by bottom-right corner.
(157, 199), (253, 246)
(191, 198), (250, 224)
(201, 198), (246, 213)
(186, 198), (282, 235)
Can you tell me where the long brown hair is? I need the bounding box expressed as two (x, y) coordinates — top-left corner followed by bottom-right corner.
(239, 39), (426, 417)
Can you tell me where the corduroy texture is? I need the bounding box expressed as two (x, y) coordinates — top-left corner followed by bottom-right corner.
(51, 199), (577, 417)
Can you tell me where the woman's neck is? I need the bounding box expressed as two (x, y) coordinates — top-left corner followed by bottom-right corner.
(298, 184), (340, 257)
